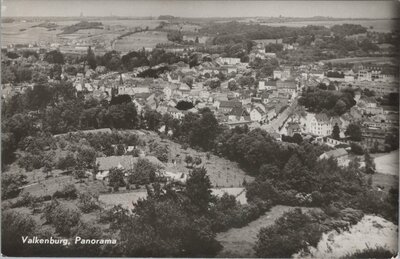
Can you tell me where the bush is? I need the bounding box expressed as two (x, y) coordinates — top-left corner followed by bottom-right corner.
(78, 191), (100, 213)
(254, 208), (323, 258)
(350, 142), (364, 155)
(53, 184), (78, 200)
(57, 153), (76, 170)
(2, 172), (27, 199)
(43, 200), (81, 236)
(342, 247), (395, 258)
(2, 210), (37, 256)
(10, 192), (36, 208)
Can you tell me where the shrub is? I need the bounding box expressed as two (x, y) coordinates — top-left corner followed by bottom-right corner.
(57, 153), (76, 170)
(43, 200), (81, 236)
(254, 208), (323, 258)
(10, 192), (36, 208)
(2, 210), (37, 256)
(53, 184), (78, 200)
(78, 191), (100, 213)
(2, 172), (27, 199)
(342, 247), (395, 259)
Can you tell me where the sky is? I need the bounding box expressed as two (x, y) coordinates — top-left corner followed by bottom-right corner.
(2, 0), (399, 19)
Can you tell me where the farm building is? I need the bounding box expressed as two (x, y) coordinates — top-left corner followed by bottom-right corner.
(319, 148), (349, 167)
(95, 155), (165, 180)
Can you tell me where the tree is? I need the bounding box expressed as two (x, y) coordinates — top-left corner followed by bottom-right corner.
(364, 150), (375, 174)
(345, 123), (362, 141)
(228, 80), (238, 91)
(2, 210), (37, 256)
(194, 157), (202, 167)
(292, 133), (303, 144)
(109, 168), (125, 191)
(128, 158), (158, 185)
(87, 46), (97, 70)
(350, 142), (364, 155)
(76, 147), (96, 169)
(2, 172), (27, 199)
(144, 110), (162, 130)
(254, 208), (322, 258)
(332, 123), (340, 140)
(152, 144), (169, 163)
(44, 50), (64, 64)
(185, 155), (193, 168)
(43, 201), (81, 236)
(184, 167), (213, 214)
(176, 101), (194, 111)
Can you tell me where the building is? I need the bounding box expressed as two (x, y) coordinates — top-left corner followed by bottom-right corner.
(303, 113), (333, 137)
(219, 57), (241, 65)
(319, 148), (349, 167)
(218, 100), (242, 114)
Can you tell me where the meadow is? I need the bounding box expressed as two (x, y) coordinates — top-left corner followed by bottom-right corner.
(113, 31), (171, 51)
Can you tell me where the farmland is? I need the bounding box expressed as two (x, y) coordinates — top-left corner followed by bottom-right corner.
(321, 56), (397, 64)
(113, 31), (171, 52)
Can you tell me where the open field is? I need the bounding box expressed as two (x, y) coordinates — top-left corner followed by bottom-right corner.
(113, 31), (171, 51)
(1, 19), (162, 48)
(99, 189), (148, 209)
(373, 150), (399, 176)
(261, 19), (397, 33)
(298, 215), (398, 258)
(321, 56), (397, 64)
(371, 173), (398, 193)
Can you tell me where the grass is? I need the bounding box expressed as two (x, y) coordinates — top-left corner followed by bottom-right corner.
(99, 189), (148, 210)
(371, 173), (398, 193)
(113, 31), (171, 51)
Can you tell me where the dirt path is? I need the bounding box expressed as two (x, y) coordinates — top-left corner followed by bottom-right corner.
(215, 205), (314, 258)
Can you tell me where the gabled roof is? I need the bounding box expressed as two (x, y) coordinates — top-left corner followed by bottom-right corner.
(229, 107), (248, 117)
(96, 155), (164, 171)
(322, 148), (348, 158)
(219, 101), (242, 109)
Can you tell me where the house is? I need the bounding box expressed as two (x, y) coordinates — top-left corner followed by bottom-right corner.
(303, 113), (333, 136)
(250, 107), (265, 123)
(95, 155), (165, 180)
(319, 148), (349, 167)
(218, 101), (242, 114)
(219, 57), (241, 65)
(168, 107), (185, 120)
(228, 107), (248, 122)
(286, 122), (301, 136)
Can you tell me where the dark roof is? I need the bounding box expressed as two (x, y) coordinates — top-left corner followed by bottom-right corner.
(220, 101), (242, 109)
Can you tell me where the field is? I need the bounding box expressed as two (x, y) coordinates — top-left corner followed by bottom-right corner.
(162, 140), (254, 188)
(261, 19), (397, 33)
(373, 150), (399, 176)
(321, 56), (397, 64)
(1, 18), (163, 49)
(215, 206), (315, 258)
(99, 189), (148, 209)
(113, 31), (171, 51)
(300, 215), (398, 258)
(162, 23), (201, 32)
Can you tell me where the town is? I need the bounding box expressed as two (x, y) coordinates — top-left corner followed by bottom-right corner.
(1, 7), (399, 259)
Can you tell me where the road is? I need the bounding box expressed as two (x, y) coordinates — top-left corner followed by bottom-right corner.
(261, 97), (298, 134)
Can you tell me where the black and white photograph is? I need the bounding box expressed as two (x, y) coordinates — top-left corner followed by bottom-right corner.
(1, 0), (399, 257)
